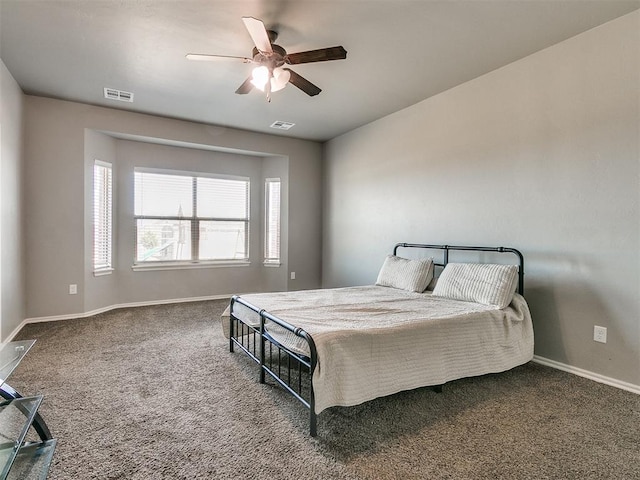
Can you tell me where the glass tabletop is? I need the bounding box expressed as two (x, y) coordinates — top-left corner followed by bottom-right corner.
(0, 396), (44, 480)
(0, 341), (36, 389)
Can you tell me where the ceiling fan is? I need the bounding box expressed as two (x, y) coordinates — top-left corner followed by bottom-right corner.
(186, 17), (347, 101)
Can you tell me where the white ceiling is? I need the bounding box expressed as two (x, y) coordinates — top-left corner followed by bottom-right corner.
(1, 0), (638, 142)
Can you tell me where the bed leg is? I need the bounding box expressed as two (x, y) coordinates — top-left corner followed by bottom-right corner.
(432, 385), (443, 393)
(229, 298), (236, 353)
(259, 318), (266, 385)
(310, 410), (317, 437)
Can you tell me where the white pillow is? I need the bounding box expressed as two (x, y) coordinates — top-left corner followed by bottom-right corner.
(375, 255), (434, 293)
(432, 263), (518, 308)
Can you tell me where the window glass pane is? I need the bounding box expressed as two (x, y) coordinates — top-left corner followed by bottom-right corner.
(136, 219), (192, 262)
(135, 172), (193, 217)
(93, 162), (112, 270)
(199, 221), (247, 260)
(265, 179), (280, 262)
(197, 177), (248, 219)
(133, 169), (250, 265)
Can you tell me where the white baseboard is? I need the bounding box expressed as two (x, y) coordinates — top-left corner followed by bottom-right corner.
(4, 294), (231, 343)
(532, 355), (640, 395)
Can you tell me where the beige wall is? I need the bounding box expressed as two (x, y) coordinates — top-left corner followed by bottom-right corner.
(24, 96), (322, 318)
(0, 60), (26, 341)
(323, 12), (640, 387)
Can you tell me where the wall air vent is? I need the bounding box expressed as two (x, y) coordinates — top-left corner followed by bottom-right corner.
(104, 87), (134, 103)
(270, 121), (295, 130)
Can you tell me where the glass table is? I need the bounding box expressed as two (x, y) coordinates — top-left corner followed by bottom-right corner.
(0, 340), (56, 480)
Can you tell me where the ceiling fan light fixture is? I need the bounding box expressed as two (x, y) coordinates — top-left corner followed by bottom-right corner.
(250, 65), (270, 91)
(271, 67), (291, 92)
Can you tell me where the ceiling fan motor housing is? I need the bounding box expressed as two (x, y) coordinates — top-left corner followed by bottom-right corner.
(252, 43), (287, 70)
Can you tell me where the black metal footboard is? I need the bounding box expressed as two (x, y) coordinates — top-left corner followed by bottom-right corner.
(229, 295), (319, 436)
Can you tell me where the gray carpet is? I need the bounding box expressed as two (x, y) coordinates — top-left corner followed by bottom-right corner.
(10, 299), (639, 479)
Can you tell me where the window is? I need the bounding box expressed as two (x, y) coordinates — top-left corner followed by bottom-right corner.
(264, 178), (281, 264)
(134, 169), (249, 265)
(93, 160), (113, 274)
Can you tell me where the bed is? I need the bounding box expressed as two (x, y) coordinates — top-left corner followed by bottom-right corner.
(221, 243), (534, 436)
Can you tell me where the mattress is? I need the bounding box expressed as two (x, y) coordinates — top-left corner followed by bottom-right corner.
(221, 285), (534, 414)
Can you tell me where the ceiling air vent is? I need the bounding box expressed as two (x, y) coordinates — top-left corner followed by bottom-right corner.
(270, 121), (295, 130)
(104, 87), (134, 103)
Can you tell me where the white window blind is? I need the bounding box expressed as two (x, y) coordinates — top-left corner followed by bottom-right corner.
(93, 161), (113, 273)
(264, 178), (281, 264)
(134, 169), (249, 264)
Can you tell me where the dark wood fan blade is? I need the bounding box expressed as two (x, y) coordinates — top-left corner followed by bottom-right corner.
(235, 76), (254, 95)
(284, 69), (321, 96)
(285, 46), (347, 65)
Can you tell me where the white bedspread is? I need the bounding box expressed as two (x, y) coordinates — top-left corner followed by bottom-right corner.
(221, 285), (534, 414)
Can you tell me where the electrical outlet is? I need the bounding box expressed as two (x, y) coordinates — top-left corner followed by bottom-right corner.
(290, 272), (296, 280)
(69, 284), (77, 295)
(593, 325), (607, 343)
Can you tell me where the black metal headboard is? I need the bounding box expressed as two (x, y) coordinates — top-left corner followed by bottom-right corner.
(393, 243), (525, 295)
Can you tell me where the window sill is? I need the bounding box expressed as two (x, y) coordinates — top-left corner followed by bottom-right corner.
(131, 260), (250, 272)
(263, 261), (281, 267)
(93, 268), (114, 277)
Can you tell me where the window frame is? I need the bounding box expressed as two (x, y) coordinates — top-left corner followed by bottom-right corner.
(264, 177), (281, 266)
(132, 168), (250, 270)
(93, 160), (114, 275)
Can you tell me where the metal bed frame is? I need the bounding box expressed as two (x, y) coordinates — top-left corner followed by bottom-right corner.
(228, 243), (525, 437)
